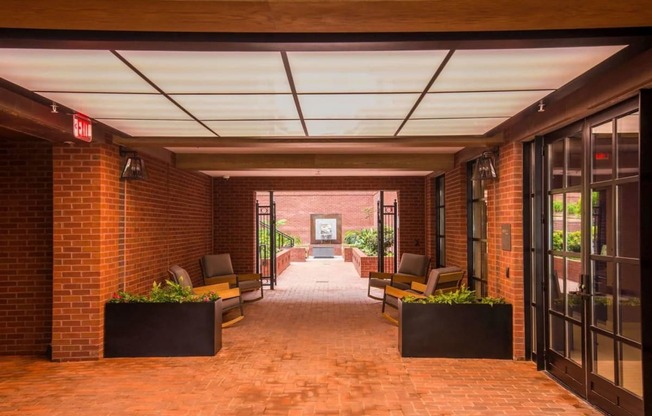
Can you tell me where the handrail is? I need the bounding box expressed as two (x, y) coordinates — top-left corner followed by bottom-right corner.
(259, 222), (295, 250)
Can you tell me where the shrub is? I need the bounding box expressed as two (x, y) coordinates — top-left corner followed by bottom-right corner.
(344, 227), (394, 256)
(403, 286), (507, 306)
(109, 279), (220, 303)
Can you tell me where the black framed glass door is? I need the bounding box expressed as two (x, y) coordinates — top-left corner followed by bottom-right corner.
(467, 161), (488, 297)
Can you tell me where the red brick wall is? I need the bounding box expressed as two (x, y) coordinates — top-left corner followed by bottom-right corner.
(0, 137), (53, 356)
(50, 142), (212, 361)
(215, 177), (425, 272)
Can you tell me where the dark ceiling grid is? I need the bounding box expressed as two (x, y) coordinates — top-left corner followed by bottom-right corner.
(281, 51), (309, 136)
(110, 50), (220, 137)
(393, 49), (456, 137)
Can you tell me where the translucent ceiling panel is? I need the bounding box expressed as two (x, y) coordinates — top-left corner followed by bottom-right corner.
(40, 92), (190, 120)
(173, 94), (299, 120)
(288, 50), (448, 93)
(306, 120), (401, 136)
(118, 51), (290, 93)
(431, 45), (625, 92)
(204, 120), (305, 137)
(0, 49), (156, 93)
(400, 118), (508, 136)
(300, 94), (418, 119)
(412, 90), (551, 119)
(96, 119), (214, 137)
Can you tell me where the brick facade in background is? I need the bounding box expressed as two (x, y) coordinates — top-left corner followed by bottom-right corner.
(0, 137), (53, 356)
(214, 177), (425, 273)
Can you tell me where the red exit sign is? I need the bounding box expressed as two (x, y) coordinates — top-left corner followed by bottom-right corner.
(73, 113), (93, 142)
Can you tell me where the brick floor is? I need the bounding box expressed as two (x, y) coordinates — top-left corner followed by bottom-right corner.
(0, 259), (601, 415)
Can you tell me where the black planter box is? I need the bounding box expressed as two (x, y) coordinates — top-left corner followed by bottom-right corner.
(104, 299), (222, 357)
(398, 302), (513, 358)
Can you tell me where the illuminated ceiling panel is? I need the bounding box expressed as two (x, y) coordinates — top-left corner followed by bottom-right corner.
(118, 51), (291, 93)
(300, 94), (418, 119)
(0, 49), (156, 93)
(204, 120), (305, 136)
(172, 94), (299, 120)
(431, 46), (625, 92)
(39, 92), (191, 119)
(96, 119), (214, 137)
(288, 50), (448, 93)
(400, 118), (509, 136)
(306, 120), (402, 136)
(412, 90), (551, 119)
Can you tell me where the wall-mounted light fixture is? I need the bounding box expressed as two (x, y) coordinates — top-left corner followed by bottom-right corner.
(472, 150), (498, 181)
(120, 148), (147, 180)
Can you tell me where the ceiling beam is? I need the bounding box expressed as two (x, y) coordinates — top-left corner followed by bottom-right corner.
(114, 135), (503, 149)
(175, 153), (454, 171)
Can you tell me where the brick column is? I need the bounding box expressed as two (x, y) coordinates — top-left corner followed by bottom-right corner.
(51, 143), (121, 361)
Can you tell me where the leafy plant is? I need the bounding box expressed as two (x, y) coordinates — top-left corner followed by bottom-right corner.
(403, 285), (507, 306)
(109, 279), (220, 303)
(552, 230), (581, 252)
(344, 227), (394, 256)
(552, 200), (563, 213)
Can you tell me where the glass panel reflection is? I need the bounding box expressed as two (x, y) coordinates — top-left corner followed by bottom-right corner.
(593, 260), (614, 332)
(593, 332), (615, 382)
(472, 168), (483, 199)
(473, 241), (482, 279)
(569, 323), (582, 364)
(437, 208), (445, 232)
(550, 256), (564, 313)
(567, 132), (583, 187)
(617, 182), (639, 259)
(549, 315), (566, 355)
(591, 188), (611, 256)
(619, 263), (641, 342)
(617, 112), (639, 179)
(438, 238), (446, 266)
(592, 120), (613, 183)
(566, 258), (582, 320)
(473, 201), (483, 238)
(551, 139), (564, 189)
(620, 343), (643, 397)
(552, 194), (564, 252)
(566, 192), (581, 254)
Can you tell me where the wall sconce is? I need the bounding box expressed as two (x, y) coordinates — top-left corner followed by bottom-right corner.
(472, 150), (498, 181)
(120, 149), (147, 180)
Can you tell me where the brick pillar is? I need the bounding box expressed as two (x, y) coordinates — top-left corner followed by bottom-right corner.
(51, 143), (121, 361)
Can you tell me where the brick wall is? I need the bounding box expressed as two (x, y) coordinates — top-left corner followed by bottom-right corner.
(214, 177), (425, 273)
(0, 137), (53, 356)
(50, 142), (212, 361)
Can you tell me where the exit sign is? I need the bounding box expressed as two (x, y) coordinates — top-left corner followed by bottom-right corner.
(73, 113), (93, 142)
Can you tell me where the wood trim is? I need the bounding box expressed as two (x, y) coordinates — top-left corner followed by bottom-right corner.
(0, 1), (650, 33)
(175, 153), (454, 170)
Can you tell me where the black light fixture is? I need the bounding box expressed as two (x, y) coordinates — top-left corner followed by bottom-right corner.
(120, 149), (147, 180)
(472, 150), (498, 181)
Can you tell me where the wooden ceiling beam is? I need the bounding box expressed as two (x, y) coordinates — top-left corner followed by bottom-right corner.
(114, 135), (503, 149)
(175, 153), (454, 171)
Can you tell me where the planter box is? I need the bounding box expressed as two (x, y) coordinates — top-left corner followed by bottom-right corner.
(398, 301), (513, 358)
(104, 299), (222, 357)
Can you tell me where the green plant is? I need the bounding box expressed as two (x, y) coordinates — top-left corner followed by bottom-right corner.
(552, 230), (581, 252)
(402, 286), (507, 306)
(480, 296), (507, 306)
(344, 227), (394, 256)
(109, 279), (220, 303)
(552, 200), (563, 213)
(552, 230), (563, 251)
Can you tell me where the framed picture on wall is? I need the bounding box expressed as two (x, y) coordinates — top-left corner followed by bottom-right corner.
(310, 214), (342, 244)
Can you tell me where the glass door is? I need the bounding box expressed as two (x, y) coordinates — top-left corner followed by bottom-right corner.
(467, 161), (488, 297)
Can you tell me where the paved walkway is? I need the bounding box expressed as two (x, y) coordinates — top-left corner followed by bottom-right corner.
(0, 259), (601, 415)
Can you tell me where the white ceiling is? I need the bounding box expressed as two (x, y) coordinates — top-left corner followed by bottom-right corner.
(0, 45), (626, 176)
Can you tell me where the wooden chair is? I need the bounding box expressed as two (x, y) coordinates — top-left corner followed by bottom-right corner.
(367, 253), (430, 300)
(200, 253), (263, 302)
(168, 265), (244, 328)
(382, 266), (465, 325)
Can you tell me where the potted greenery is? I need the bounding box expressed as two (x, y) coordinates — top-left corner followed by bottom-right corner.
(104, 280), (222, 357)
(398, 286), (512, 358)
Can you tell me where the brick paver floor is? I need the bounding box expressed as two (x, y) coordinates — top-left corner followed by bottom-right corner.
(0, 259), (602, 415)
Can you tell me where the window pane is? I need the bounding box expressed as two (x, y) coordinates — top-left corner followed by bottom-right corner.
(550, 256), (564, 313)
(591, 188), (611, 256)
(593, 260), (614, 332)
(473, 201), (484, 238)
(593, 332), (615, 382)
(619, 263), (641, 342)
(620, 343), (643, 397)
(472, 166), (483, 198)
(617, 112), (639, 179)
(567, 132), (583, 187)
(566, 192), (581, 254)
(617, 182), (639, 258)
(592, 120), (613, 183)
(438, 238), (446, 266)
(551, 194), (564, 252)
(437, 208), (445, 232)
(549, 315), (566, 355)
(550, 139), (564, 189)
(473, 241), (482, 278)
(437, 176), (445, 201)
(569, 323), (582, 364)
(567, 258), (582, 320)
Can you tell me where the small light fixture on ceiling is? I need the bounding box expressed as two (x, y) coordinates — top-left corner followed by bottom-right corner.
(50, 102), (59, 113)
(472, 150), (498, 181)
(120, 149), (147, 180)
(537, 100), (546, 113)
